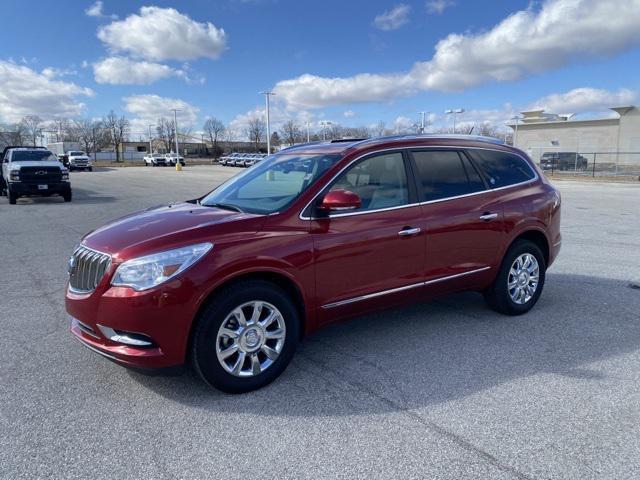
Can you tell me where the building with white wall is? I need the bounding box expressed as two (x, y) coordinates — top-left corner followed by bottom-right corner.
(508, 106), (640, 173)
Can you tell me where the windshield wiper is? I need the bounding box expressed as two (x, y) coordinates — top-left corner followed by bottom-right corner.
(203, 202), (244, 213)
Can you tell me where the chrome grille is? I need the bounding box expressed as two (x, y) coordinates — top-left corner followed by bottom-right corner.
(68, 246), (111, 293)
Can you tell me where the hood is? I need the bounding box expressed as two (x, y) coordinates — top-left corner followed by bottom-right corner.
(11, 161), (64, 170)
(83, 202), (261, 257)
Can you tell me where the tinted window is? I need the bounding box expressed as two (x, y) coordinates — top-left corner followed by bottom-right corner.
(412, 150), (485, 202)
(468, 150), (535, 188)
(329, 152), (408, 212)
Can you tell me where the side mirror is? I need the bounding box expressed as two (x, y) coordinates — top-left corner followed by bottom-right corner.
(318, 189), (361, 212)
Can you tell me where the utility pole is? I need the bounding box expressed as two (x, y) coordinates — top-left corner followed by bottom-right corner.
(320, 121), (332, 141)
(171, 109), (181, 156)
(260, 91), (275, 154)
(147, 124), (155, 155)
(306, 121), (310, 143)
(510, 115), (522, 147)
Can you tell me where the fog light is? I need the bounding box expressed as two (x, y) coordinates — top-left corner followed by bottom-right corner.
(97, 325), (155, 347)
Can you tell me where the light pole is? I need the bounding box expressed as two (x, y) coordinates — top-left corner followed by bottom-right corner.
(171, 109), (181, 156)
(147, 124), (155, 155)
(418, 111), (430, 134)
(320, 121), (332, 141)
(510, 115), (522, 147)
(260, 91), (275, 153)
(445, 108), (465, 133)
(306, 121), (310, 143)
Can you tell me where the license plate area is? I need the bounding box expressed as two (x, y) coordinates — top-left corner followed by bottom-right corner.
(38, 184), (48, 190)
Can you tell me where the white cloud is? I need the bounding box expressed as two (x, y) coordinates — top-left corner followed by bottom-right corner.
(0, 60), (93, 123)
(97, 6), (226, 61)
(85, 1), (117, 19)
(343, 110), (356, 118)
(124, 94), (199, 133)
(526, 87), (637, 114)
(93, 57), (186, 85)
(275, 0), (640, 109)
(41, 67), (78, 79)
(426, 0), (454, 14)
(373, 4), (412, 31)
(228, 105), (315, 140)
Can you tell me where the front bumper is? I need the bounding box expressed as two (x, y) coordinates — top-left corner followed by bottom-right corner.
(66, 275), (200, 369)
(10, 181), (70, 196)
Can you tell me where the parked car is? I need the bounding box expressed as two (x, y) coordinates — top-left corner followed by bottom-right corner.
(243, 153), (267, 167)
(67, 151), (92, 171)
(164, 153), (185, 166)
(1, 146), (71, 204)
(540, 152), (588, 171)
(143, 154), (168, 166)
(66, 135), (561, 393)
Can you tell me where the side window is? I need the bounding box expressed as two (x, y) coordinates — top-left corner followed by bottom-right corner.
(412, 150), (486, 202)
(329, 152), (408, 212)
(468, 150), (535, 188)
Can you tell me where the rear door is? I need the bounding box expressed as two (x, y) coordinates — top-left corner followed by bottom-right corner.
(409, 149), (505, 290)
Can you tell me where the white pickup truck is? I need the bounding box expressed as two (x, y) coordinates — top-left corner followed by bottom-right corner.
(67, 151), (92, 171)
(1, 146), (72, 204)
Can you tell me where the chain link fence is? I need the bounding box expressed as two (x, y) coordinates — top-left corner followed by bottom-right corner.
(525, 148), (640, 177)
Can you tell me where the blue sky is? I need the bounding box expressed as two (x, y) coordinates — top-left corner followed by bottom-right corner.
(1, 0), (639, 138)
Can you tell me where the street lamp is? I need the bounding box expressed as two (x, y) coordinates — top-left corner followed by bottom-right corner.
(170, 109), (181, 156)
(306, 121), (311, 143)
(147, 124), (155, 155)
(319, 121), (332, 141)
(260, 91), (276, 154)
(510, 115), (522, 147)
(445, 108), (465, 133)
(418, 111), (430, 134)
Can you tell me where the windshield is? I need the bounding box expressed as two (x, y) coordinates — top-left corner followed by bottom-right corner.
(68, 151), (85, 156)
(201, 153), (342, 214)
(12, 150), (58, 162)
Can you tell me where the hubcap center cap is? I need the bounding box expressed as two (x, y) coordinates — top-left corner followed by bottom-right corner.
(243, 327), (262, 350)
(518, 272), (529, 286)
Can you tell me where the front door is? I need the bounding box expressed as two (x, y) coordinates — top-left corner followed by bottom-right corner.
(310, 151), (426, 321)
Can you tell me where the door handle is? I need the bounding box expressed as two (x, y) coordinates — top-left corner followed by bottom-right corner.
(479, 212), (498, 221)
(398, 227), (421, 237)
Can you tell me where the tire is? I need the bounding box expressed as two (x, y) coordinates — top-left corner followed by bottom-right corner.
(191, 280), (300, 393)
(484, 239), (546, 315)
(63, 191), (72, 202)
(8, 188), (17, 204)
(87, 167), (93, 172)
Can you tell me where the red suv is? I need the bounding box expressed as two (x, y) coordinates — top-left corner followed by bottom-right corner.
(66, 135), (561, 393)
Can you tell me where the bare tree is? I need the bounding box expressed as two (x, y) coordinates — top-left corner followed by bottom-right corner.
(103, 111), (129, 162)
(280, 120), (301, 146)
(21, 115), (43, 147)
(71, 119), (110, 157)
(203, 117), (225, 157)
(246, 117), (266, 151)
(156, 117), (175, 153)
(374, 121), (386, 137)
(0, 122), (26, 148)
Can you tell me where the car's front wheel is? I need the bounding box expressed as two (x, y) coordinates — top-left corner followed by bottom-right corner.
(191, 280), (299, 393)
(484, 239), (546, 315)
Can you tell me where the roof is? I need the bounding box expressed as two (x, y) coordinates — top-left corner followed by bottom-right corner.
(279, 134), (506, 156)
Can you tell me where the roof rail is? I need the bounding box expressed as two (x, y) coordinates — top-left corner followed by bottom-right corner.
(350, 133), (506, 148)
(330, 138), (367, 143)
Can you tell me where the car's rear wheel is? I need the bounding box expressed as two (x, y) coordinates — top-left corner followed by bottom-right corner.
(191, 280), (300, 393)
(484, 239), (546, 315)
(63, 191), (72, 202)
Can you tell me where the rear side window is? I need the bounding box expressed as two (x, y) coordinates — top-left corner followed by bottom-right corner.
(467, 150), (535, 188)
(411, 150), (486, 202)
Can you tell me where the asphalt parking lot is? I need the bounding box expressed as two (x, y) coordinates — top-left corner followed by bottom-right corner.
(1, 166), (639, 479)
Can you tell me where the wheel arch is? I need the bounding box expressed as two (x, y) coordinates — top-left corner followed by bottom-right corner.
(186, 269), (309, 362)
(508, 228), (550, 266)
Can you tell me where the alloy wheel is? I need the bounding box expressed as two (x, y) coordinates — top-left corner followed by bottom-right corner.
(507, 253), (540, 305)
(215, 301), (286, 377)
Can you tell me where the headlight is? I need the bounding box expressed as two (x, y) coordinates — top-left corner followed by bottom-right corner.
(61, 170), (69, 180)
(111, 242), (213, 291)
(9, 171), (19, 181)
